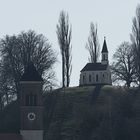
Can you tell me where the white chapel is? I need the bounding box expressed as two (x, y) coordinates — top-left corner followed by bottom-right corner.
(79, 38), (112, 86)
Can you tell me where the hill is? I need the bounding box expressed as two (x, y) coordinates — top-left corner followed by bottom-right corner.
(0, 85), (140, 140)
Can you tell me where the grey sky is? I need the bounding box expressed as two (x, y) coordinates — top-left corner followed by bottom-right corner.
(0, 0), (139, 86)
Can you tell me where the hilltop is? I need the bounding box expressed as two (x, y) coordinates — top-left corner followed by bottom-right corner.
(44, 85), (140, 140)
(0, 86), (140, 140)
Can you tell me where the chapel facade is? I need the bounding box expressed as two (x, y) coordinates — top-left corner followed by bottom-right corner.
(79, 38), (112, 86)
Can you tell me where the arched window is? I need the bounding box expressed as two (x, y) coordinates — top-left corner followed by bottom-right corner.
(89, 75), (91, 82)
(26, 94), (37, 106)
(103, 54), (105, 60)
(96, 74), (98, 82)
(83, 75), (85, 83)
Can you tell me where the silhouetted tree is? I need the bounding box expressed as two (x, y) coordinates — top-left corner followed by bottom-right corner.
(131, 4), (140, 86)
(0, 35), (20, 103)
(86, 22), (100, 63)
(111, 42), (136, 87)
(0, 58), (15, 105)
(56, 11), (72, 87)
(0, 30), (56, 102)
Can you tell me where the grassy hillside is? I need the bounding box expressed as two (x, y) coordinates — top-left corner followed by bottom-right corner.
(44, 85), (140, 140)
(1, 85), (140, 140)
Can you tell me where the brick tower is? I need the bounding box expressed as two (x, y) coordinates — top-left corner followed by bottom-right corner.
(20, 63), (44, 140)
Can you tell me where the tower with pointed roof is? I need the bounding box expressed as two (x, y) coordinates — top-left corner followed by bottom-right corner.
(20, 63), (44, 140)
(101, 37), (108, 65)
(79, 38), (111, 86)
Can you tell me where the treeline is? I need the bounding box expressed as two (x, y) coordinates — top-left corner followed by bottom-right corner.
(0, 30), (57, 110)
(57, 4), (140, 88)
(0, 4), (140, 110)
(111, 4), (140, 87)
(85, 4), (140, 88)
(1, 10), (69, 110)
(0, 10), (73, 110)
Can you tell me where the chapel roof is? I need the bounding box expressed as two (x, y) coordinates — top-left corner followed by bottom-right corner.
(20, 62), (43, 81)
(101, 38), (108, 53)
(81, 63), (108, 72)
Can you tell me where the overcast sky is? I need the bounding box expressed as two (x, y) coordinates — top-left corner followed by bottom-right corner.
(0, 0), (139, 87)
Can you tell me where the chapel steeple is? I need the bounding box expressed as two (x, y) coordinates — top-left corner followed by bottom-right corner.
(101, 37), (109, 65)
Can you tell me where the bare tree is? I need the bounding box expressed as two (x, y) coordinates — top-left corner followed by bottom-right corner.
(111, 42), (136, 87)
(56, 11), (72, 87)
(0, 30), (56, 102)
(0, 59), (16, 105)
(131, 4), (140, 86)
(0, 35), (21, 101)
(86, 22), (100, 63)
(65, 38), (72, 87)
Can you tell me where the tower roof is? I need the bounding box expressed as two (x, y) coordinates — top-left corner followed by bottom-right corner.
(20, 62), (43, 81)
(101, 37), (108, 53)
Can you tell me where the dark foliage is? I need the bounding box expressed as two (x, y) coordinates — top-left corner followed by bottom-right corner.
(111, 42), (136, 87)
(0, 30), (56, 106)
(0, 101), (20, 133)
(1, 86), (140, 140)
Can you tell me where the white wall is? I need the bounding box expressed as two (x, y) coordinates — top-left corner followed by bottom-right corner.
(80, 66), (111, 86)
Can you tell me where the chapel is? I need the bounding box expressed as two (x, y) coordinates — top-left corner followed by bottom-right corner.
(79, 38), (112, 86)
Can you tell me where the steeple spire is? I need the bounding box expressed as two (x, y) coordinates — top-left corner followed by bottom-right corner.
(102, 37), (108, 53)
(101, 37), (109, 65)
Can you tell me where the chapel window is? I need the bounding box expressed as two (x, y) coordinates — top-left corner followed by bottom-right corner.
(83, 75), (85, 83)
(96, 74), (98, 82)
(89, 75), (91, 82)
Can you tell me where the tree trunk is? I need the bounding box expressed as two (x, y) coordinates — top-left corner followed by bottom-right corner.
(66, 64), (69, 87)
(126, 82), (130, 88)
(62, 53), (65, 88)
(95, 44), (97, 63)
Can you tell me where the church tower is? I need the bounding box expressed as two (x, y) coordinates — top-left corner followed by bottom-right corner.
(101, 37), (109, 65)
(20, 63), (44, 140)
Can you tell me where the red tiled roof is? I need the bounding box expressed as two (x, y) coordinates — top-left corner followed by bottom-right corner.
(0, 133), (22, 140)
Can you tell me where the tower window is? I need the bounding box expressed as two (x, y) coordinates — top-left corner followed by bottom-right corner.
(32, 95), (37, 106)
(96, 74), (98, 82)
(26, 94), (37, 106)
(103, 54), (106, 60)
(89, 75), (91, 82)
(26, 95), (30, 106)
